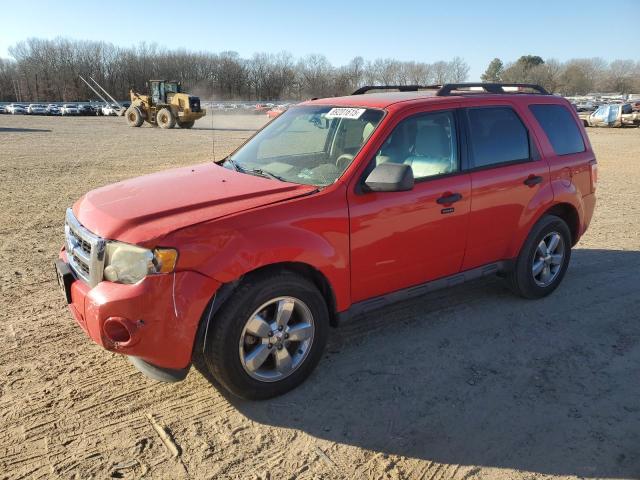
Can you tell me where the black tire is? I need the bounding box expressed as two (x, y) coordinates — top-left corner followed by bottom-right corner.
(157, 107), (176, 129)
(506, 214), (572, 299)
(203, 271), (329, 400)
(126, 107), (144, 127)
(178, 120), (195, 129)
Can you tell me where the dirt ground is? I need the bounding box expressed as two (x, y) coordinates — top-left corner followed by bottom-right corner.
(0, 114), (638, 480)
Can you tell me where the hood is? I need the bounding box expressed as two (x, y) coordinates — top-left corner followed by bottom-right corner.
(73, 162), (317, 244)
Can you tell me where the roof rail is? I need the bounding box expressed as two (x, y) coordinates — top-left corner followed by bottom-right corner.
(437, 83), (550, 96)
(351, 85), (438, 95)
(351, 83), (550, 96)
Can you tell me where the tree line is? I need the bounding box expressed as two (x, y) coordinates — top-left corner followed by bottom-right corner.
(2, 39), (637, 103)
(0, 38), (470, 102)
(481, 55), (640, 95)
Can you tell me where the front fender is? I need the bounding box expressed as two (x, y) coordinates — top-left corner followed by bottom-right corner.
(162, 187), (351, 311)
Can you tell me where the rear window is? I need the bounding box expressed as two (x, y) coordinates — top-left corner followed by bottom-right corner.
(529, 104), (585, 156)
(466, 107), (530, 168)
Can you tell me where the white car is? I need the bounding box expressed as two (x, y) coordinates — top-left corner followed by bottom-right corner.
(61, 104), (80, 115)
(7, 104), (27, 114)
(28, 104), (48, 115)
(101, 104), (120, 116)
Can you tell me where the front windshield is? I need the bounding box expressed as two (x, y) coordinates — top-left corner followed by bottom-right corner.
(226, 105), (384, 186)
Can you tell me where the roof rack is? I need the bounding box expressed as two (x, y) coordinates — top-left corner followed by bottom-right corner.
(436, 83), (550, 95)
(351, 85), (437, 95)
(351, 83), (550, 96)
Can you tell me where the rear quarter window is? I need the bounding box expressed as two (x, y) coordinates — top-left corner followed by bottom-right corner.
(529, 104), (585, 156)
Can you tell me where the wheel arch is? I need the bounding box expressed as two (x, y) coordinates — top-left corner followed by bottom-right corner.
(543, 202), (580, 245)
(509, 201), (582, 260)
(198, 261), (339, 339)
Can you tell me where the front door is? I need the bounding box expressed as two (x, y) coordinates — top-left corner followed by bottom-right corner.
(348, 108), (471, 303)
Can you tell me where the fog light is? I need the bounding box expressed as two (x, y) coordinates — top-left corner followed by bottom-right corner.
(103, 317), (132, 344)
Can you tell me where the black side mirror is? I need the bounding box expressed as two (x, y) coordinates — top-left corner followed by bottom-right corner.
(364, 163), (414, 192)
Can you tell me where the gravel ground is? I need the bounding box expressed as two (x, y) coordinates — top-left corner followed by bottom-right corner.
(0, 114), (638, 480)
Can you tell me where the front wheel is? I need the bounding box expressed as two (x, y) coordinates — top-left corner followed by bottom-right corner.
(126, 107), (144, 127)
(203, 271), (329, 399)
(178, 120), (195, 129)
(506, 214), (572, 299)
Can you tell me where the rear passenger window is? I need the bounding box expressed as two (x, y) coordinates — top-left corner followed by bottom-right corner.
(530, 104), (585, 155)
(466, 107), (530, 168)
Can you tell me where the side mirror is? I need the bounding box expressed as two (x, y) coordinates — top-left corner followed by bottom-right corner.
(364, 163), (414, 192)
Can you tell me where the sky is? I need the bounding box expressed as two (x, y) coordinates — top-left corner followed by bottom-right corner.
(1, 0), (638, 80)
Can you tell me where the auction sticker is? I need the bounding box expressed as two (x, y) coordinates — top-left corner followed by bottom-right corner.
(325, 107), (366, 119)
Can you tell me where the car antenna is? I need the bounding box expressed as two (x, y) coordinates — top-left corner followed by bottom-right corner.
(211, 80), (216, 163)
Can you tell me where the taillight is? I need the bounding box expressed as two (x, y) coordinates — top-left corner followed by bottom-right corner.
(590, 162), (598, 193)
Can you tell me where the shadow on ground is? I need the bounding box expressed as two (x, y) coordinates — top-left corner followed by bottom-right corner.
(0, 127), (52, 133)
(194, 248), (640, 478)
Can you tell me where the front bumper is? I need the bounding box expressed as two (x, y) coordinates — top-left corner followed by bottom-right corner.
(59, 249), (220, 370)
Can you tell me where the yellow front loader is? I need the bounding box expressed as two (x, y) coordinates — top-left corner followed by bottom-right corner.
(126, 80), (206, 129)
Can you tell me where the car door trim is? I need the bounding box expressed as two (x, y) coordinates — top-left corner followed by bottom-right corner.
(336, 260), (512, 324)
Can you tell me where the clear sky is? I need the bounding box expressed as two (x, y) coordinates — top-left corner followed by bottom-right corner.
(1, 0), (638, 80)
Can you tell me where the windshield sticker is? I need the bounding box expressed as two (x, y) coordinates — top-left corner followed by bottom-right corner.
(325, 107), (366, 119)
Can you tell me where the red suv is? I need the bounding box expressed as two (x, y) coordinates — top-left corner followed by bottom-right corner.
(56, 83), (597, 399)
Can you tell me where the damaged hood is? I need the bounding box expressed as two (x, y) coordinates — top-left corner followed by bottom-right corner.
(73, 162), (316, 244)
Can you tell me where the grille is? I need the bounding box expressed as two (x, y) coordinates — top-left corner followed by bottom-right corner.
(189, 96), (201, 112)
(64, 209), (105, 287)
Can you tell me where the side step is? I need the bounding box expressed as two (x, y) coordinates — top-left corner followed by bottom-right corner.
(337, 261), (511, 324)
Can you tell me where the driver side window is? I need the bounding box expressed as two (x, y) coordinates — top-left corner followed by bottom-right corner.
(374, 110), (459, 180)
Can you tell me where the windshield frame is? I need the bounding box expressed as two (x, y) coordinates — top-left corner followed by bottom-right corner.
(220, 104), (387, 188)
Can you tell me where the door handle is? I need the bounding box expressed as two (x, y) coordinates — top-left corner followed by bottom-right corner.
(437, 193), (462, 205)
(524, 175), (543, 187)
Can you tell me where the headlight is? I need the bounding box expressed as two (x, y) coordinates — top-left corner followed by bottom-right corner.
(103, 242), (178, 284)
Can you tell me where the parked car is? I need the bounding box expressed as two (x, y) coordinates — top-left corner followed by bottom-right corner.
(101, 104), (120, 116)
(56, 83), (597, 400)
(77, 104), (95, 115)
(61, 104), (80, 116)
(580, 103), (640, 127)
(27, 104), (48, 115)
(47, 104), (62, 115)
(0, 105), (7, 114)
(7, 103), (27, 114)
(254, 103), (271, 114)
(266, 105), (288, 118)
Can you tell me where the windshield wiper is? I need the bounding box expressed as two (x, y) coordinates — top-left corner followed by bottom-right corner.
(245, 168), (286, 182)
(223, 158), (285, 182)
(223, 157), (244, 173)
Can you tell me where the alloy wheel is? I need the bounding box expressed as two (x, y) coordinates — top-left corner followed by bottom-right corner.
(239, 296), (315, 382)
(532, 231), (565, 287)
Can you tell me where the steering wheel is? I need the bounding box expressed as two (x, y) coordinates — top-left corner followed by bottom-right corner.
(335, 154), (355, 171)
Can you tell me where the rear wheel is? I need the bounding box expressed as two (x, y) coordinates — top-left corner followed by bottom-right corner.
(178, 120), (195, 129)
(203, 271), (329, 400)
(126, 107), (144, 127)
(157, 108), (176, 129)
(506, 215), (572, 299)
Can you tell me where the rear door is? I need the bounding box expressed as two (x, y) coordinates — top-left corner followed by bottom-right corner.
(461, 102), (552, 270)
(347, 106), (471, 303)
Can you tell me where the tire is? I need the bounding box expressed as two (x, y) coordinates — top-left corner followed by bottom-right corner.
(203, 271), (329, 400)
(506, 214), (572, 299)
(126, 107), (144, 127)
(157, 108), (176, 129)
(178, 120), (195, 129)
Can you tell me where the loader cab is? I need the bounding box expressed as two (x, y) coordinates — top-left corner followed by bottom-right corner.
(149, 80), (182, 105)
